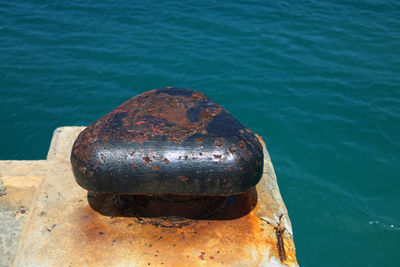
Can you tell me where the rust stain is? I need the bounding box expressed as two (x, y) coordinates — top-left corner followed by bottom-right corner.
(199, 252), (205, 260)
(152, 165), (161, 171)
(178, 176), (188, 182)
(275, 214), (287, 263)
(238, 140), (246, 150)
(143, 156), (152, 165)
(55, 185), (297, 267)
(68, 204), (262, 266)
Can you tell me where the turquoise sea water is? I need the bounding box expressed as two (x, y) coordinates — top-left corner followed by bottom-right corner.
(1, 1), (399, 266)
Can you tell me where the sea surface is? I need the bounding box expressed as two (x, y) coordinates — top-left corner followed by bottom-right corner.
(1, 0), (399, 266)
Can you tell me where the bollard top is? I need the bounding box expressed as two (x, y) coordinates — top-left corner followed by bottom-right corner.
(71, 87), (263, 196)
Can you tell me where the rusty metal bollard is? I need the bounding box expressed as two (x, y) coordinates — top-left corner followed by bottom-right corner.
(70, 87), (263, 219)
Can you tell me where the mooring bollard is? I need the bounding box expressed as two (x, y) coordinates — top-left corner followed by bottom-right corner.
(70, 87), (264, 219)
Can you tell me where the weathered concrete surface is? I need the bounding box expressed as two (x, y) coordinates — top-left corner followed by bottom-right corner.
(0, 160), (47, 267)
(0, 127), (298, 267)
